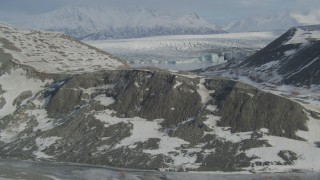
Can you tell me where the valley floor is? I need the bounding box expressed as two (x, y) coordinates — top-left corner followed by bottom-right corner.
(0, 159), (319, 180)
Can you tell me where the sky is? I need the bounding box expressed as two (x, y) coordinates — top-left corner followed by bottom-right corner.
(0, 0), (319, 24)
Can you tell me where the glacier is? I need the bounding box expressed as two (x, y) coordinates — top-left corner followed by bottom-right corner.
(88, 32), (276, 70)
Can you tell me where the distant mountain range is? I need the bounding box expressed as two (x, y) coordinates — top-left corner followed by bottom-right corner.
(18, 6), (224, 40)
(2, 7), (320, 40)
(224, 10), (320, 32)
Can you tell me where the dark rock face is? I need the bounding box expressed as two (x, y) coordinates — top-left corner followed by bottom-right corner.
(45, 70), (203, 127)
(277, 150), (298, 165)
(240, 29), (298, 68)
(45, 71), (308, 140)
(0, 97), (5, 109)
(206, 79), (308, 139)
(0, 51), (310, 172)
(108, 71), (203, 127)
(238, 25), (320, 86)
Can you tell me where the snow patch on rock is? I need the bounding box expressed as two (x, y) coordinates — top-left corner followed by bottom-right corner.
(285, 28), (320, 45)
(94, 95), (115, 107)
(197, 78), (215, 104)
(0, 69), (52, 118)
(34, 136), (61, 159)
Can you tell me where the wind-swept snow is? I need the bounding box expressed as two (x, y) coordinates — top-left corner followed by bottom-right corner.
(0, 69), (52, 118)
(94, 95), (115, 106)
(0, 121), (28, 143)
(285, 28), (320, 45)
(94, 107), (201, 168)
(246, 116), (320, 172)
(0, 23), (125, 74)
(197, 79), (215, 104)
(34, 136), (61, 159)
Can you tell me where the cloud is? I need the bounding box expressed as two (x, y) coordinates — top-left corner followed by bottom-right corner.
(237, 0), (273, 7)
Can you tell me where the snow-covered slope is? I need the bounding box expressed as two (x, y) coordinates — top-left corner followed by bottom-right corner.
(1, 23), (320, 174)
(0, 23), (127, 73)
(236, 25), (320, 86)
(21, 7), (224, 40)
(204, 25), (320, 86)
(224, 10), (320, 33)
(1, 68), (318, 173)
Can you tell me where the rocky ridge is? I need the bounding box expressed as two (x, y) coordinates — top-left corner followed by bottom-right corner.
(203, 25), (320, 87)
(0, 23), (319, 173)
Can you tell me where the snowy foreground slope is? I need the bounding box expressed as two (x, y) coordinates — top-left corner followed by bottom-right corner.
(0, 23), (320, 174)
(17, 6), (224, 40)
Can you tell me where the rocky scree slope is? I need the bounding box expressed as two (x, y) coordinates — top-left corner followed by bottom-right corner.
(0, 23), (320, 173)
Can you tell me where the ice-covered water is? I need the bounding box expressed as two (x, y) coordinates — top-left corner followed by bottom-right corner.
(87, 32), (276, 70)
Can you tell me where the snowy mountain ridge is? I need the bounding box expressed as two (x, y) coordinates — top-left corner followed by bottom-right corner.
(0, 23), (127, 73)
(204, 25), (320, 87)
(22, 6), (224, 40)
(224, 10), (320, 32)
(1, 23), (320, 173)
(238, 25), (320, 86)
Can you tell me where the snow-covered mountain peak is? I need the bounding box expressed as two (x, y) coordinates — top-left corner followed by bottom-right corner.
(20, 6), (224, 40)
(229, 24), (320, 86)
(285, 25), (320, 45)
(184, 12), (201, 20)
(224, 10), (320, 33)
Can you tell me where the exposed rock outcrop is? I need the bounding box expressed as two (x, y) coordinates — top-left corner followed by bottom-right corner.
(0, 23), (318, 173)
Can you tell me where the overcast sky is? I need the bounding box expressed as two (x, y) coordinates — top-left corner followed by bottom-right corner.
(0, 0), (319, 24)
